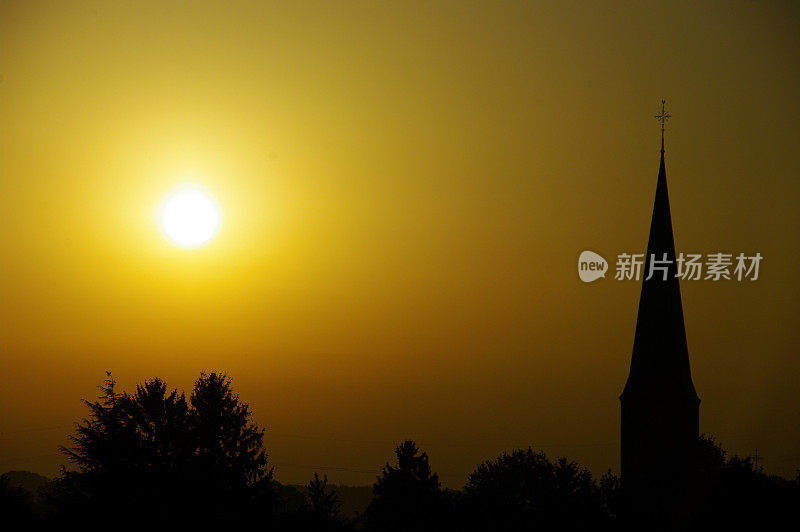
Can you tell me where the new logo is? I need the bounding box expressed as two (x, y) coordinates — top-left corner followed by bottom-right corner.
(578, 251), (608, 283)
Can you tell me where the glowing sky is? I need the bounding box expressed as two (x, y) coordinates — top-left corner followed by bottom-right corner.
(1, 1), (799, 486)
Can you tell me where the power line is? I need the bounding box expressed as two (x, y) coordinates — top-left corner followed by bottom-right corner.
(0, 452), (62, 466)
(273, 462), (381, 475)
(266, 430), (617, 449)
(0, 425), (70, 438)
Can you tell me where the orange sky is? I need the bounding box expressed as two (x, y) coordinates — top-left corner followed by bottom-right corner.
(1, 0), (799, 486)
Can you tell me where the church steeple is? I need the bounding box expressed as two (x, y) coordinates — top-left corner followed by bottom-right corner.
(621, 129), (698, 402)
(620, 102), (700, 519)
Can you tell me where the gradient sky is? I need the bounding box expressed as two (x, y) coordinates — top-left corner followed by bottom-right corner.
(1, 0), (799, 486)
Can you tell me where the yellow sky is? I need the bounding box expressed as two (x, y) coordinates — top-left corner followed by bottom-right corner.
(1, 0), (799, 485)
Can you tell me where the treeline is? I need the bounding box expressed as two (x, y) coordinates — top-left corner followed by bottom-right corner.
(1, 373), (798, 529)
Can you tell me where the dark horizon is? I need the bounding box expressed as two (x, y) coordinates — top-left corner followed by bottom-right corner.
(2, 370), (796, 528)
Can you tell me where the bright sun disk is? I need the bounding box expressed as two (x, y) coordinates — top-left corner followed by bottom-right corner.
(160, 187), (220, 247)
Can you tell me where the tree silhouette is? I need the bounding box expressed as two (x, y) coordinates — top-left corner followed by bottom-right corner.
(365, 440), (445, 531)
(683, 435), (800, 528)
(463, 447), (609, 531)
(36, 376), (800, 527)
(53, 373), (273, 525)
(303, 472), (346, 530)
(598, 469), (622, 521)
(190, 372), (273, 519)
(56, 375), (161, 519)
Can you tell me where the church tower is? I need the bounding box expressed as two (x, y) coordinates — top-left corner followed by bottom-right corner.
(620, 102), (700, 516)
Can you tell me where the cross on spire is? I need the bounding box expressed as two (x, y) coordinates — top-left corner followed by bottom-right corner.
(655, 99), (671, 153)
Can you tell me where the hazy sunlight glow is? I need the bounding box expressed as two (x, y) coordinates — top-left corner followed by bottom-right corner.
(161, 187), (220, 247)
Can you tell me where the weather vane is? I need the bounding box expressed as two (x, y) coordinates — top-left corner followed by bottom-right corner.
(654, 99), (671, 152)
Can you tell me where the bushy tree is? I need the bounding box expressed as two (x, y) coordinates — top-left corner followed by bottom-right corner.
(463, 447), (609, 531)
(685, 435), (800, 528)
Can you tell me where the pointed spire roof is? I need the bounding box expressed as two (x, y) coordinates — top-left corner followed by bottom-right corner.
(621, 142), (698, 402)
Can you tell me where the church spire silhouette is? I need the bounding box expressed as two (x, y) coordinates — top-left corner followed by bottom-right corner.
(620, 101), (700, 519)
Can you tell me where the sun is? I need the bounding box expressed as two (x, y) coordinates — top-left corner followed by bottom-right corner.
(160, 186), (220, 247)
